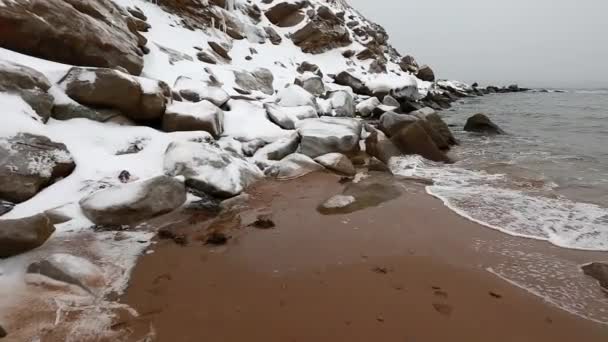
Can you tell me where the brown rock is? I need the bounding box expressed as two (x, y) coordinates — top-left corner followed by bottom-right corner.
(582, 263), (608, 290)
(391, 122), (451, 163)
(364, 127), (401, 165)
(464, 113), (505, 134)
(0, 214), (55, 258)
(291, 7), (351, 54)
(265, 1), (307, 27)
(417, 65), (435, 82)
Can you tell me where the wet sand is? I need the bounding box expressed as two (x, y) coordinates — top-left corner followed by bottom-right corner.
(121, 172), (608, 342)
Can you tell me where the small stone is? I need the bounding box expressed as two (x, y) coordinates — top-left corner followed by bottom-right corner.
(0, 324), (6, 338)
(206, 232), (228, 246)
(118, 170), (131, 183)
(158, 227), (188, 246)
(251, 214), (276, 229)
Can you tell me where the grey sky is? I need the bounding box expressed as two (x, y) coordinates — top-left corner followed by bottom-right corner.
(347, 0), (608, 88)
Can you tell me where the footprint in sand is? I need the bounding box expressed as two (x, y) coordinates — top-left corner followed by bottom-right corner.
(433, 303), (453, 316)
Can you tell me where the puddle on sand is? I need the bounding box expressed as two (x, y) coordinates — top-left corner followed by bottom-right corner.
(317, 176), (404, 215)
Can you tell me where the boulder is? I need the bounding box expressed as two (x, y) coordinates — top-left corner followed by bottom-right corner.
(27, 253), (105, 292)
(265, 104), (318, 130)
(264, 26), (283, 45)
(334, 72), (370, 95)
(399, 55), (419, 73)
(164, 141), (262, 198)
(276, 84), (318, 108)
(295, 73), (325, 96)
(383, 95), (400, 107)
(314, 153), (356, 176)
(391, 122), (451, 163)
(208, 41), (231, 61)
(297, 62), (323, 77)
(253, 133), (301, 161)
(265, 1), (307, 27)
(242, 139), (268, 157)
(0, 60), (54, 122)
(327, 90), (355, 117)
(0, 0), (144, 74)
(234, 68), (274, 95)
(296, 117), (362, 158)
(365, 127), (401, 165)
(51, 103), (123, 123)
(162, 101), (224, 138)
(412, 108), (458, 146)
(416, 65), (435, 82)
(291, 7), (351, 54)
(464, 113), (505, 134)
(582, 263), (608, 290)
(379, 112), (418, 137)
(265, 153), (324, 180)
(0, 214), (55, 258)
(173, 77), (229, 107)
(60, 67), (170, 122)
(0, 133), (75, 203)
(0, 201), (14, 216)
(356, 97), (380, 118)
(80, 176), (186, 226)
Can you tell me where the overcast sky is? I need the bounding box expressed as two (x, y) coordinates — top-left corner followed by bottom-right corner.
(347, 0), (608, 88)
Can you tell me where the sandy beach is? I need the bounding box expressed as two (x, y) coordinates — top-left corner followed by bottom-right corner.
(120, 172), (608, 341)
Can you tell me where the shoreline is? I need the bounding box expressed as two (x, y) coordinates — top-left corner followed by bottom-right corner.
(120, 172), (608, 341)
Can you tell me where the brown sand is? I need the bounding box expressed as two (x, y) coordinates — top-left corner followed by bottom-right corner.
(122, 172), (608, 342)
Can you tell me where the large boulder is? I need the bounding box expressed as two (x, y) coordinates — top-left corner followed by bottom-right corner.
(59, 67), (170, 122)
(391, 122), (451, 163)
(416, 65), (435, 82)
(314, 153), (356, 176)
(412, 108), (458, 146)
(0, 60), (54, 122)
(164, 141), (262, 198)
(356, 97), (381, 118)
(334, 72), (371, 96)
(327, 90), (355, 117)
(173, 77), (229, 107)
(234, 68), (274, 95)
(365, 127), (401, 165)
(296, 117), (362, 158)
(379, 112), (418, 137)
(253, 133), (300, 161)
(0, 214), (55, 258)
(265, 104), (318, 130)
(295, 73), (325, 96)
(291, 7), (351, 54)
(0, 0), (145, 74)
(265, 153), (323, 180)
(162, 101), (224, 138)
(464, 113), (505, 134)
(399, 55), (419, 73)
(80, 176), (187, 226)
(582, 263), (608, 290)
(265, 1), (307, 27)
(0, 133), (75, 203)
(276, 84), (318, 109)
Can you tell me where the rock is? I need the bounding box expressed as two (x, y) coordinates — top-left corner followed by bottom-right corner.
(162, 101), (224, 138)
(276, 84), (318, 109)
(291, 7), (351, 54)
(365, 127), (401, 165)
(399, 55), (419, 73)
(242, 139), (268, 157)
(0, 60), (54, 122)
(265, 1), (307, 27)
(0, 201), (14, 216)
(296, 117), (362, 158)
(356, 97), (381, 118)
(297, 62), (323, 77)
(265, 104), (318, 130)
(80, 176), (186, 226)
(265, 153), (324, 180)
(197, 51), (217, 64)
(250, 214), (275, 229)
(0, 133), (75, 203)
(295, 73), (325, 96)
(208, 41), (231, 61)
(173, 77), (229, 107)
(379, 112), (418, 137)
(334, 71), (370, 95)
(416, 65), (435, 82)
(582, 263), (608, 290)
(164, 141), (262, 198)
(464, 113), (505, 134)
(412, 108), (457, 146)
(52, 103), (122, 123)
(0, 324), (5, 338)
(253, 133), (301, 161)
(383, 95), (400, 107)
(320, 195), (356, 210)
(314, 153), (356, 176)
(60, 67), (169, 122)
(327, 90), (355, 117)
(0, 0), (144, 74)
(0, 214), (55, 258)
(264, 26), (283, 45)
(234, 68), (274, 95)
(27, 253), (105, 292)
(391, 122), (451, 163)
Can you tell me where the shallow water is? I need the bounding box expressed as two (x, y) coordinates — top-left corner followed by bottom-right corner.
(392, 90), (608, 251)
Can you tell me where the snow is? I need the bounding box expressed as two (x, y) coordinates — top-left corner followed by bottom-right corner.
(167, 100), (223, 122)
(79, 178), (147, 211)
(265, 103), (318, 129)
(276, 84), (317, 108)
(0, 92), (45, 137)
(223, 99), (290, 142)
(173, 77), (230, 106)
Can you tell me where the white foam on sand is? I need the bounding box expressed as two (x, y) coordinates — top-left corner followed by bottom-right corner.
(390, 155), (608, 251)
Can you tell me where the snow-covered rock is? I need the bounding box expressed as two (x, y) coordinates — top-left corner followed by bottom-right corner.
(295, 72), (325, 96)
(223, 99), (290, 142)
(173, 77), (230, 107)
(356, 97), (381, 118)
(276, 84), (318, 109)
(265, 103), (318, 130)
(26, 253), (106, 293)
(327, 90), (355, 117)
(379, 112), (418, 137)
(162, 100), (224, 138)
(265, 153), (324, 180)
(253, 133), (301, 161)
(234, 68), (274, 95)
(0, 60), (54, 122)
(79, 175), (187, 226)
(314, 153), (356, 176)
(296, 117), (362, 158)
(164, 141), (262, 198)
